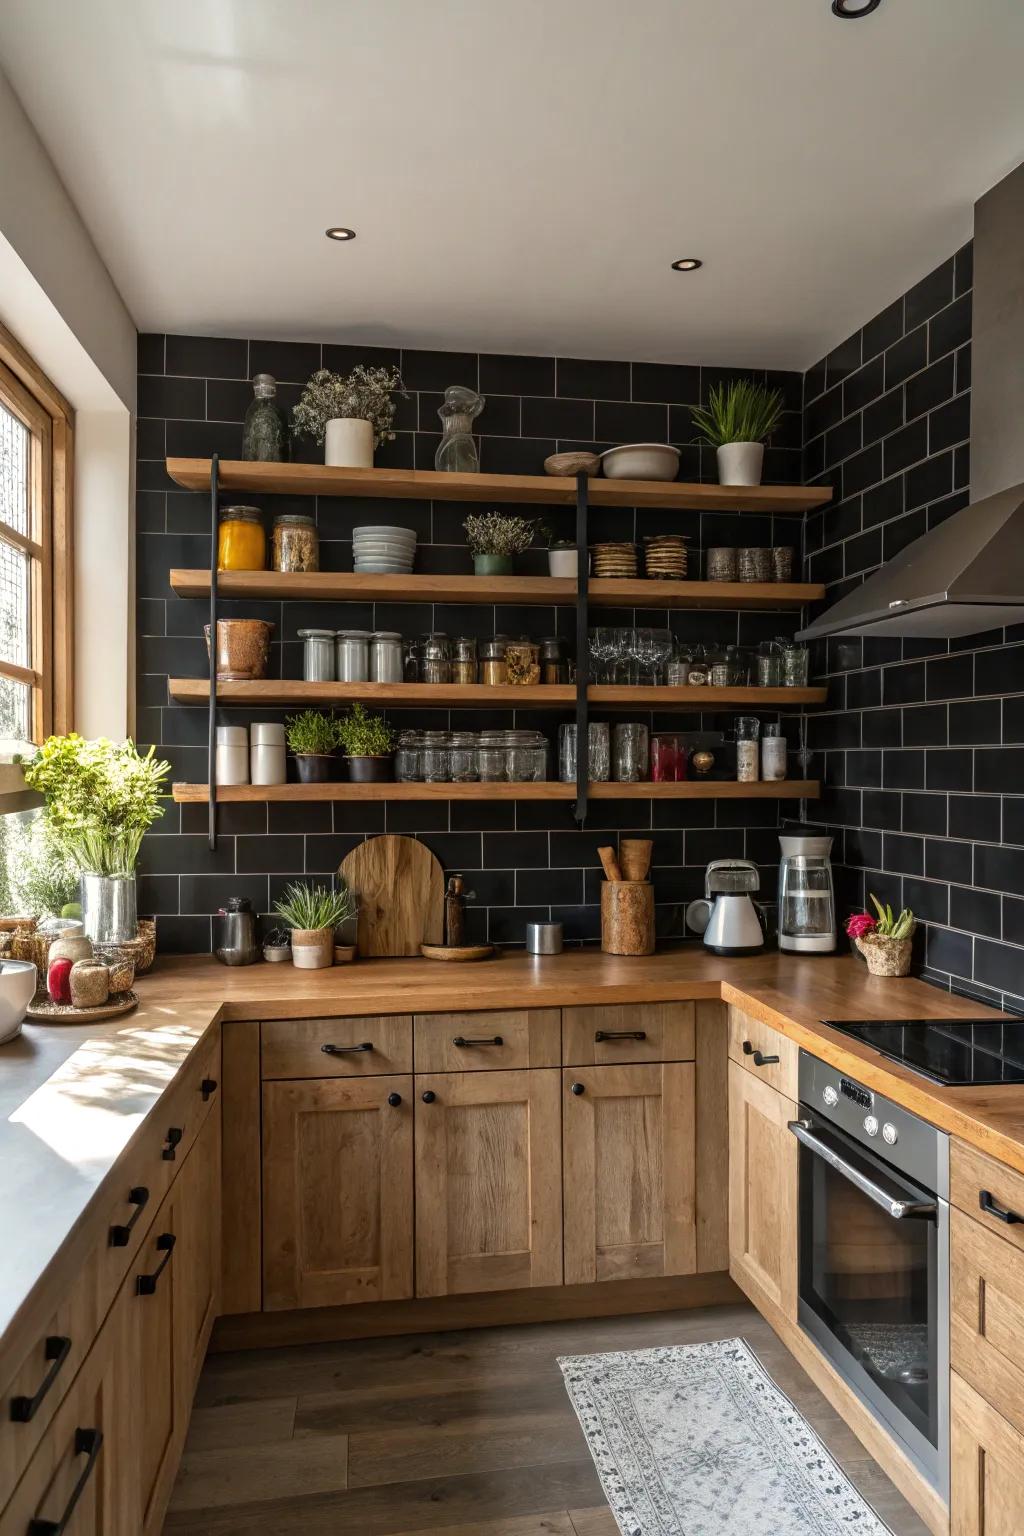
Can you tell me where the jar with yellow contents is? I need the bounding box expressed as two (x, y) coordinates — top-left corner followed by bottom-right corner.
(217, 506), (266, 571)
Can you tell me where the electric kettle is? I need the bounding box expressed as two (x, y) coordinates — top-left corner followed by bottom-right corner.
(685, 859), (766, 957)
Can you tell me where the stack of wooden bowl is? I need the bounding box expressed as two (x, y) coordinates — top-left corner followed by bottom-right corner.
(591, 542), (639, 578)
(643, 535), (688, 579)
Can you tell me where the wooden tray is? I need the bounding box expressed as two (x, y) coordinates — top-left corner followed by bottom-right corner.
(26, 989), (139, 1023)
(419, 943), (495, 962)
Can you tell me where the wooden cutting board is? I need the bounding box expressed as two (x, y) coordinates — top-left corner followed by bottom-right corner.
(340, 835), (444, 957)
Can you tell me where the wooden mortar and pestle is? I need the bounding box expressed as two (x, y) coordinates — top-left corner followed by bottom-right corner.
(598, 840), (655, 955)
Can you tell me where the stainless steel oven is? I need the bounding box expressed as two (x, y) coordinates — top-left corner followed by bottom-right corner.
(790, 1052), (949, 1498)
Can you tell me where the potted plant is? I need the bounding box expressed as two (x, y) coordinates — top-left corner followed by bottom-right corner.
(336, 702), (397, 782)
(273, 880), (356, 970)
(463, 512), (540, 577)
(690, 379), (784, 487)
(18, 735), (170, 944)
(285, 709), (339, 783)
(292, 364), (405, 469)
(846, 896), (917, 977)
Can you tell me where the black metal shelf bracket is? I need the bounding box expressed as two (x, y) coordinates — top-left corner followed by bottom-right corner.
(574, 470), (589, 825)
(208, 453), (220, 850)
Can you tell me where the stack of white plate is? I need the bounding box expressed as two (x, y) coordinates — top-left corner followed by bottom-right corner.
(352, 525), (417, 574)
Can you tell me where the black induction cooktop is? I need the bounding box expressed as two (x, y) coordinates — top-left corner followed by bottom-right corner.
(821, 1018), (1024, 1086)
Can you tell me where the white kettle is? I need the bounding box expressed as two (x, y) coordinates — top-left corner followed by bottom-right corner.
(685, 859), (766, 957)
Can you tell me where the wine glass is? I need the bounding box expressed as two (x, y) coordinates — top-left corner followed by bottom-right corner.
(649, 628), (673, 684)
(589, 627), (615, 684)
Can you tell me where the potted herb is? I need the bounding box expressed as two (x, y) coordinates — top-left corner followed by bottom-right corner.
(690, 380), (784, 488)
(285, 709), (339, 783)
(273, 880), (356, 970)
(18, 735), (170, 944)
(336, 702), (397, 783)
(463, 512), (540, 577)
(846, 896), (917, 977)
(292, 365), (405, 469)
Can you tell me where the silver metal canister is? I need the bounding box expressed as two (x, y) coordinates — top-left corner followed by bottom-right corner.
(298, 628), (336, 682)
(370, 632), (403, 683)
(526, 921), (563, 955)
(336, 630), (370, 682)
(81, 873), (138, 945)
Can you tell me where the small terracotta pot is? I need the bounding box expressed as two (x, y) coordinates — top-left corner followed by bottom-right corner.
(290, 928), (334, 969)
(856, 934), (913, 977)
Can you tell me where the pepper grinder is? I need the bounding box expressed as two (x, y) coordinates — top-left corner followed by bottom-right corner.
(444, 874), (476, 948)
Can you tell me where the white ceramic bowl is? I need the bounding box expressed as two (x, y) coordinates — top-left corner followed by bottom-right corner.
(353, 526), (418, 542)
(0, 959), (37, 1045)
(600, 443), (681, 482)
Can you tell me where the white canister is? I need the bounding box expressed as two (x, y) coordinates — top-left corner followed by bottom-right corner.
(325, 417), (374, 469)
(250, 722), (287, 785)
(216, 725), (249, 785)
(761, 725), (788, 782)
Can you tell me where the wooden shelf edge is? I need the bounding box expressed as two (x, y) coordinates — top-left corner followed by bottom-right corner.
(165, 458), (831, 515)
(172, 779), (820, 804)
(167, 679), (826, 707)
(169, 568), (824, 609)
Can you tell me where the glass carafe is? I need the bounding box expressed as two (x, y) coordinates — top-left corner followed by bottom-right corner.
(435, 385), (485, 472)
(778, 834), (836, 953)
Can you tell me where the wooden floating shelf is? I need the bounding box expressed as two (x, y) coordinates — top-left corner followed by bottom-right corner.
(168, 679), (827, 709)
(166, 458), (830, 515)
(172, 779), (820, 804)
(170, 569), (823, 610)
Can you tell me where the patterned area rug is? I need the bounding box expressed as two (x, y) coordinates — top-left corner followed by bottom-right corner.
(559, 1337), (894, 1536)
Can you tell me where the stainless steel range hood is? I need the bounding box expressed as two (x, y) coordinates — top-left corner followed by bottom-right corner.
(799, 160), (1024, 644)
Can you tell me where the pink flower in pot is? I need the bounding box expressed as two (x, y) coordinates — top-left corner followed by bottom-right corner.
(845, 912), (877, 940)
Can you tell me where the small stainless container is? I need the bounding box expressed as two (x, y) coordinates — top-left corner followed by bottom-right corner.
(213, 896), (259, 966)
(336, 630), (370, 683)
(298, 628), (336, 682)
(526, 921), (563, 955)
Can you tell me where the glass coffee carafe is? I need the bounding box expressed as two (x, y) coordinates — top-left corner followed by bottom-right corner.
(778, 834), (836, 953)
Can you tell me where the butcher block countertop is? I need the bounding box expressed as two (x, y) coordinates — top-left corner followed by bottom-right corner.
(3, 946), (1024, 1360)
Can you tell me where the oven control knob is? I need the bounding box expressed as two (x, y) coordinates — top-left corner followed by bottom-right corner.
(882, 1122), (898, 1145)
(822, 1085), (838, 1107)
(863, 1114), (879, 1137)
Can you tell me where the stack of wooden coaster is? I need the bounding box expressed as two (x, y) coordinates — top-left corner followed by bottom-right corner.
(591, 541), (639, 577)
(643, 535), (689, 579)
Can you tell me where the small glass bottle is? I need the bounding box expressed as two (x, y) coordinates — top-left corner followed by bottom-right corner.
(242, 373), (288, 462)
(761, 723), (788, 781)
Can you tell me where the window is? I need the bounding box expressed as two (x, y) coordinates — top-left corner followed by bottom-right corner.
(0, 324), (73, 746)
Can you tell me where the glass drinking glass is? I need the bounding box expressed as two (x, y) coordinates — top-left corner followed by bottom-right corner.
(559, 723), (611, 782)
(613, 723), (649, 783)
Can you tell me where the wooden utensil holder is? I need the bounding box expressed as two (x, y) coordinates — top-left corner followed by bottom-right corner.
(601, 881), (655, 956)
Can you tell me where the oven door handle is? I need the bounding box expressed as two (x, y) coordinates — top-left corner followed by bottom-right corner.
(788, 1119), (937, 1220)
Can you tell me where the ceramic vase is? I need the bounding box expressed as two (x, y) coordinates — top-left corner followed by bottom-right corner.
(325, 417), (374, 469)
(717, 441), (765, 486)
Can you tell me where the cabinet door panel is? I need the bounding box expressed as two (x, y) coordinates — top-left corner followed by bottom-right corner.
(562, 1063), (696, 1285)
(951, 1206), (1024, 1437)
(132, 1185), (181, 1532)
(415, 1069), (562, 1296)
(176, 1103), (221, 1397)
(262, 1076), (413, 1311)
(952, 1372), (1024, 1536)
(727, 1059), (798, 1321)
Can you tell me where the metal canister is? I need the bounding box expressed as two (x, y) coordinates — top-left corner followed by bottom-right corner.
(370, 631), (403, 683)
(336, 630), (370, 682)
(298, 628), (336, 682)
(527, 921), (563, 955)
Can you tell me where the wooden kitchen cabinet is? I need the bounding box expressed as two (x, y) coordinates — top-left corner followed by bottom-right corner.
(175, 1096), (222, 1395)
(951, 1372), (1024, 1536)
(262, 1074), (414, 1311)
(415, 1069), (562, 1296)
(727, 1059), (798, 1321)
(562, 1062), (697, 1285)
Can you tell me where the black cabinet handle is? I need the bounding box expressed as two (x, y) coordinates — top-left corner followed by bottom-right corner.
(28, 1426), (103, 1534)
(451, 1035), (503, 1048)
(9, 1336), (72, 1423)
(421, 1090), (436, 1103)
(322, 1042), (373, 1056)
(108, 1185), (150, 1248)
(387, 1092), (402, 1107)
(201, 1077), (218, 1101)
(594, 1030), (647, 1042)
(161, 1126), (184, 1161)
(980, 1189), (1023, 1224)
(136, 1233), (175, 1296)
(743, 1041), (780, 1067)
(571, 1081), (585, 1096)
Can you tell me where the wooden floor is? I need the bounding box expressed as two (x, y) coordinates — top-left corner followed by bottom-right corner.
(163, 1302), (931, 1535)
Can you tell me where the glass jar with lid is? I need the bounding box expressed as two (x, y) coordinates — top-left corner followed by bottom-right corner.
(757, 639), (784, 688)
(480, 638), (508, 686)
(506, 639), (541, 686)
(272, 513), (319, 572)
(449, 730), (479, 782)
(538, 637), (569, 685)
(477, 730), (508, 782)
(394, 731), (423, 782)
(452, 637), (478, 685)
(421, 634), (452, 686)
(420, 731), (452, 783)
(217, 506), (266, 571)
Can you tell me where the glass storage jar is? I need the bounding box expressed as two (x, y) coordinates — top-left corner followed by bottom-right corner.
(298, 628), (336, 682)
(217, 506), (265, 571)
(783, 643), (810, 687)
(452, 637), (478, 685)
(756, 640), (783, 688)
(538, 636), (569, 685)
(420, 731), (452, 783)
(336, 630), (370, 682)
(613, 722), (649, 783)
(272, 513), (319, 572)
(394, 731), (423, 782)
(505, 639), (541, 686)
(421, 634), (453, 686)
(449, 731), (479, 782)
(242, 373), (288, 463)
(370, 632), (403, 683)
(478, 731), (509, 782)
(505, 730), (548, 782)
(480, 639), (508, 686)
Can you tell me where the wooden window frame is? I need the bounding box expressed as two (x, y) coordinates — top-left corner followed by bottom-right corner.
(0, 322), (73, 741)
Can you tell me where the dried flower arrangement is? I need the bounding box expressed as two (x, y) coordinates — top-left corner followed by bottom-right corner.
(463, 512), (540, 558)
(292, 365), (406, 448)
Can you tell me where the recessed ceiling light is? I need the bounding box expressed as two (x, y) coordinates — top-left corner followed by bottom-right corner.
(325, 227), (356, 241)
(832, 0), (881, 17)
(671, 258), (702, 272)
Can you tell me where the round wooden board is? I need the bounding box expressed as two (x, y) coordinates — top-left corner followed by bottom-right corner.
(419, 943), (495, 962)
(26, 989), (140, 1024)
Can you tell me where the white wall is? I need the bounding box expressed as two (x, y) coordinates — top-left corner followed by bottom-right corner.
(0, 67), (136, 738)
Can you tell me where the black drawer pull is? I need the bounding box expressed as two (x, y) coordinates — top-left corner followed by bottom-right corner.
(28, 1426), (103, 1535)
(571, 1082), (585, 1096)
(108, 1185), (150, 1248)
(161, 1126), (184, 1161)
(594, 1030), (647, 1042)
(136, 1233), (175, 1295)
(322, 1042), (373, 1056)
(980, 1189), (1023, 1224)
(201, 1077), (218, 1101)
(421, 1090), (436, 1103)
(387, 1092), (402, 1107)
(743, 1041), (780, 1067)
(9, 1336), (72, 1423)
(452, 1035), (503, 1047)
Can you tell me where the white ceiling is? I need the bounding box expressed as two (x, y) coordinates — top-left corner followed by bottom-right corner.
(2, 0), (1023, 370)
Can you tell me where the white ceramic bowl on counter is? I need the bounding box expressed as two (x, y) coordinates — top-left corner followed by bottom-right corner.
(0, 959), (38, 1045)
(600, 443), (681, 482)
